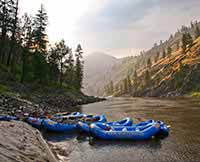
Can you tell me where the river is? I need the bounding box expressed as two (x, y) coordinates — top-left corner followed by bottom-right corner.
(44, 97), (200, 162)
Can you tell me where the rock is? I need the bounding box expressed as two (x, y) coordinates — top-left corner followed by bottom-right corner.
(0, 121), (58, 162)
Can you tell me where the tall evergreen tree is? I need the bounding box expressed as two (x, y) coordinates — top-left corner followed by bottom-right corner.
(123, 78), (128, 93)
(167, 46), (172, 56)
(144, 70), (150, 86)
(7, 0), (19, 67)
(74, 44), (84, 90)
(195, 26), (200, 39)
(33, 4), (48, 54)
(127, 75), (132, 93)
(182, 33), (193, 53)
(32, 4), (49, 83)
(20, 13), (33, 83)
(0, 0), (16, 63)
(162, 50), (166, 58)
(64, 48), (74, 86)
(154, 52), (159, 63)
(147, 58), (152, 68)
(109, 81), (114, 95)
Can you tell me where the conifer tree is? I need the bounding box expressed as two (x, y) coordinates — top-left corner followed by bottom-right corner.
(74, 44), (84, 90)
(154, 52), (159, 63)
(0, 0), (17, 63)
(147, 58), (152, 68)
(123, 78), (128, 93)
(167, 46), (172, 56)
(7, 0), (19, 67)
(182, 33), (193, 53)
(195, 26), (200, 39)
(32, 4), (49, 83)
(64, 48), (74, 85)
(162, 50), (166, 58)
(127, 75), (132, 93)
(145, 70), (150, 86)
(20, 13), (33, 83)
(33, 4), (48, 54)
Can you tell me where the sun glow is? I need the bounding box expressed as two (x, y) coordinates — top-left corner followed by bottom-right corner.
(19, 0), (95, 46)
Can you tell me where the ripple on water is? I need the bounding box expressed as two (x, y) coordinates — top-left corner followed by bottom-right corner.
(44, 97), (200, 162)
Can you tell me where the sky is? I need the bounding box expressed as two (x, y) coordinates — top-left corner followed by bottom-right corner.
(19, 0), (200, 58)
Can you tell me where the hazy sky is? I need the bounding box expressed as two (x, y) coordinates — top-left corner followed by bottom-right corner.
(19, 0), (200, 58)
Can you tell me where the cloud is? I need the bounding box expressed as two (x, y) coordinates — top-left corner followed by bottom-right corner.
(19, 0), (200, 57)
(75, 0), (200, 56)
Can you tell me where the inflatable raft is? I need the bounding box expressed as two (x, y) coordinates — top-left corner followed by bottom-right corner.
(0, 115), (19, 121)
(90, 121), (161, 140)
(77, 117), (132, 133)
(42, 119), (77, 132)
(26, 117), (44, 129)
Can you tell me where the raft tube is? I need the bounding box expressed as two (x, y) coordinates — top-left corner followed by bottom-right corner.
(26, 117), (44, 129)
(77, 117), (131, 133)
(90, 121), (161, 140)
(77, 115), (107, 132)
(0, 115), (19, 121)
(42, 119), (77, 133)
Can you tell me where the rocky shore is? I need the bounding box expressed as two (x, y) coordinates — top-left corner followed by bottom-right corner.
(0, 93), (105, 162)
(0, 121), (58, 162)
(0, 94), (105, 116)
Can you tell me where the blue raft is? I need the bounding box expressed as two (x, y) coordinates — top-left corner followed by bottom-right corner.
(26, 117), (44, 129)
(90, 121), (161, 140)
(77, 117), (132, 133)
(0, 115), (19, 121)
(53, 112), (83, 119)
(42, 119), (77, 133)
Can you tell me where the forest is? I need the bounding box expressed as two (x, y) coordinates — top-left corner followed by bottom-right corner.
(0, 1), (84, 92)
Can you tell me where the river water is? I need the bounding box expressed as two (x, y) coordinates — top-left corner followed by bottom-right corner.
(45, 97), (200, 162)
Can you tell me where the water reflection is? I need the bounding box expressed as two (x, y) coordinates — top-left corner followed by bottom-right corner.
(44, 97), (200, 162)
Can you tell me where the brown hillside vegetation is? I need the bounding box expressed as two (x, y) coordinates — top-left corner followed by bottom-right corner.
(127, 37), (200, 97)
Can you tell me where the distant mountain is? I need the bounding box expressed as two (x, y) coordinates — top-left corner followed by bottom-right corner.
(93, 20), (200, 97)
(83, 52), (119, 95)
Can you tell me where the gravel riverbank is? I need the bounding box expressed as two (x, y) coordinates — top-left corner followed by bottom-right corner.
(0, 94), (105, 162)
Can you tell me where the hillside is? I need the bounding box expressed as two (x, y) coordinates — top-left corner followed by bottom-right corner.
(130, 37), (200, 97)
(97, 21), (200, 97)
(83, 52), (119, 95)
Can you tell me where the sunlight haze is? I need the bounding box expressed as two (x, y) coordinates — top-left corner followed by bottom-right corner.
(19, 0), (200, 57)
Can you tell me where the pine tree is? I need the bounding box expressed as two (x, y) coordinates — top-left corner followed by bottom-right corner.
(109, 81), (114, 94)
(127, 75), (132, 93)
(32, 4), (49, 83)
(133, 71), (138, 92)
(57, 40), (70, 87)
(182, 33), (187, 53)
(7, 0), (19, 67)
(0, 0), (17, 63)
(187, 33), (193, 48)
(154, 52), (159, 63)
(64, 48), (74, 85)
(33, 4), (48, 54)
(147, 58), (152, 68)
(167, 46), (172, 56)
(182, 33), (193, 53)
(144, 70), (150, 86)
(123, 78), (128, 93)
(74, 44), (84, 90)
(176, 41), (180, 50)
(195, 26), (200, 39)
(20, 13), (33, 83)
(162, 50), (166, 58)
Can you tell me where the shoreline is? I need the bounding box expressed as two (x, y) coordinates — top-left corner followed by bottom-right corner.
(0, 93), (105, 162)
(0, 121), (59, 162)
